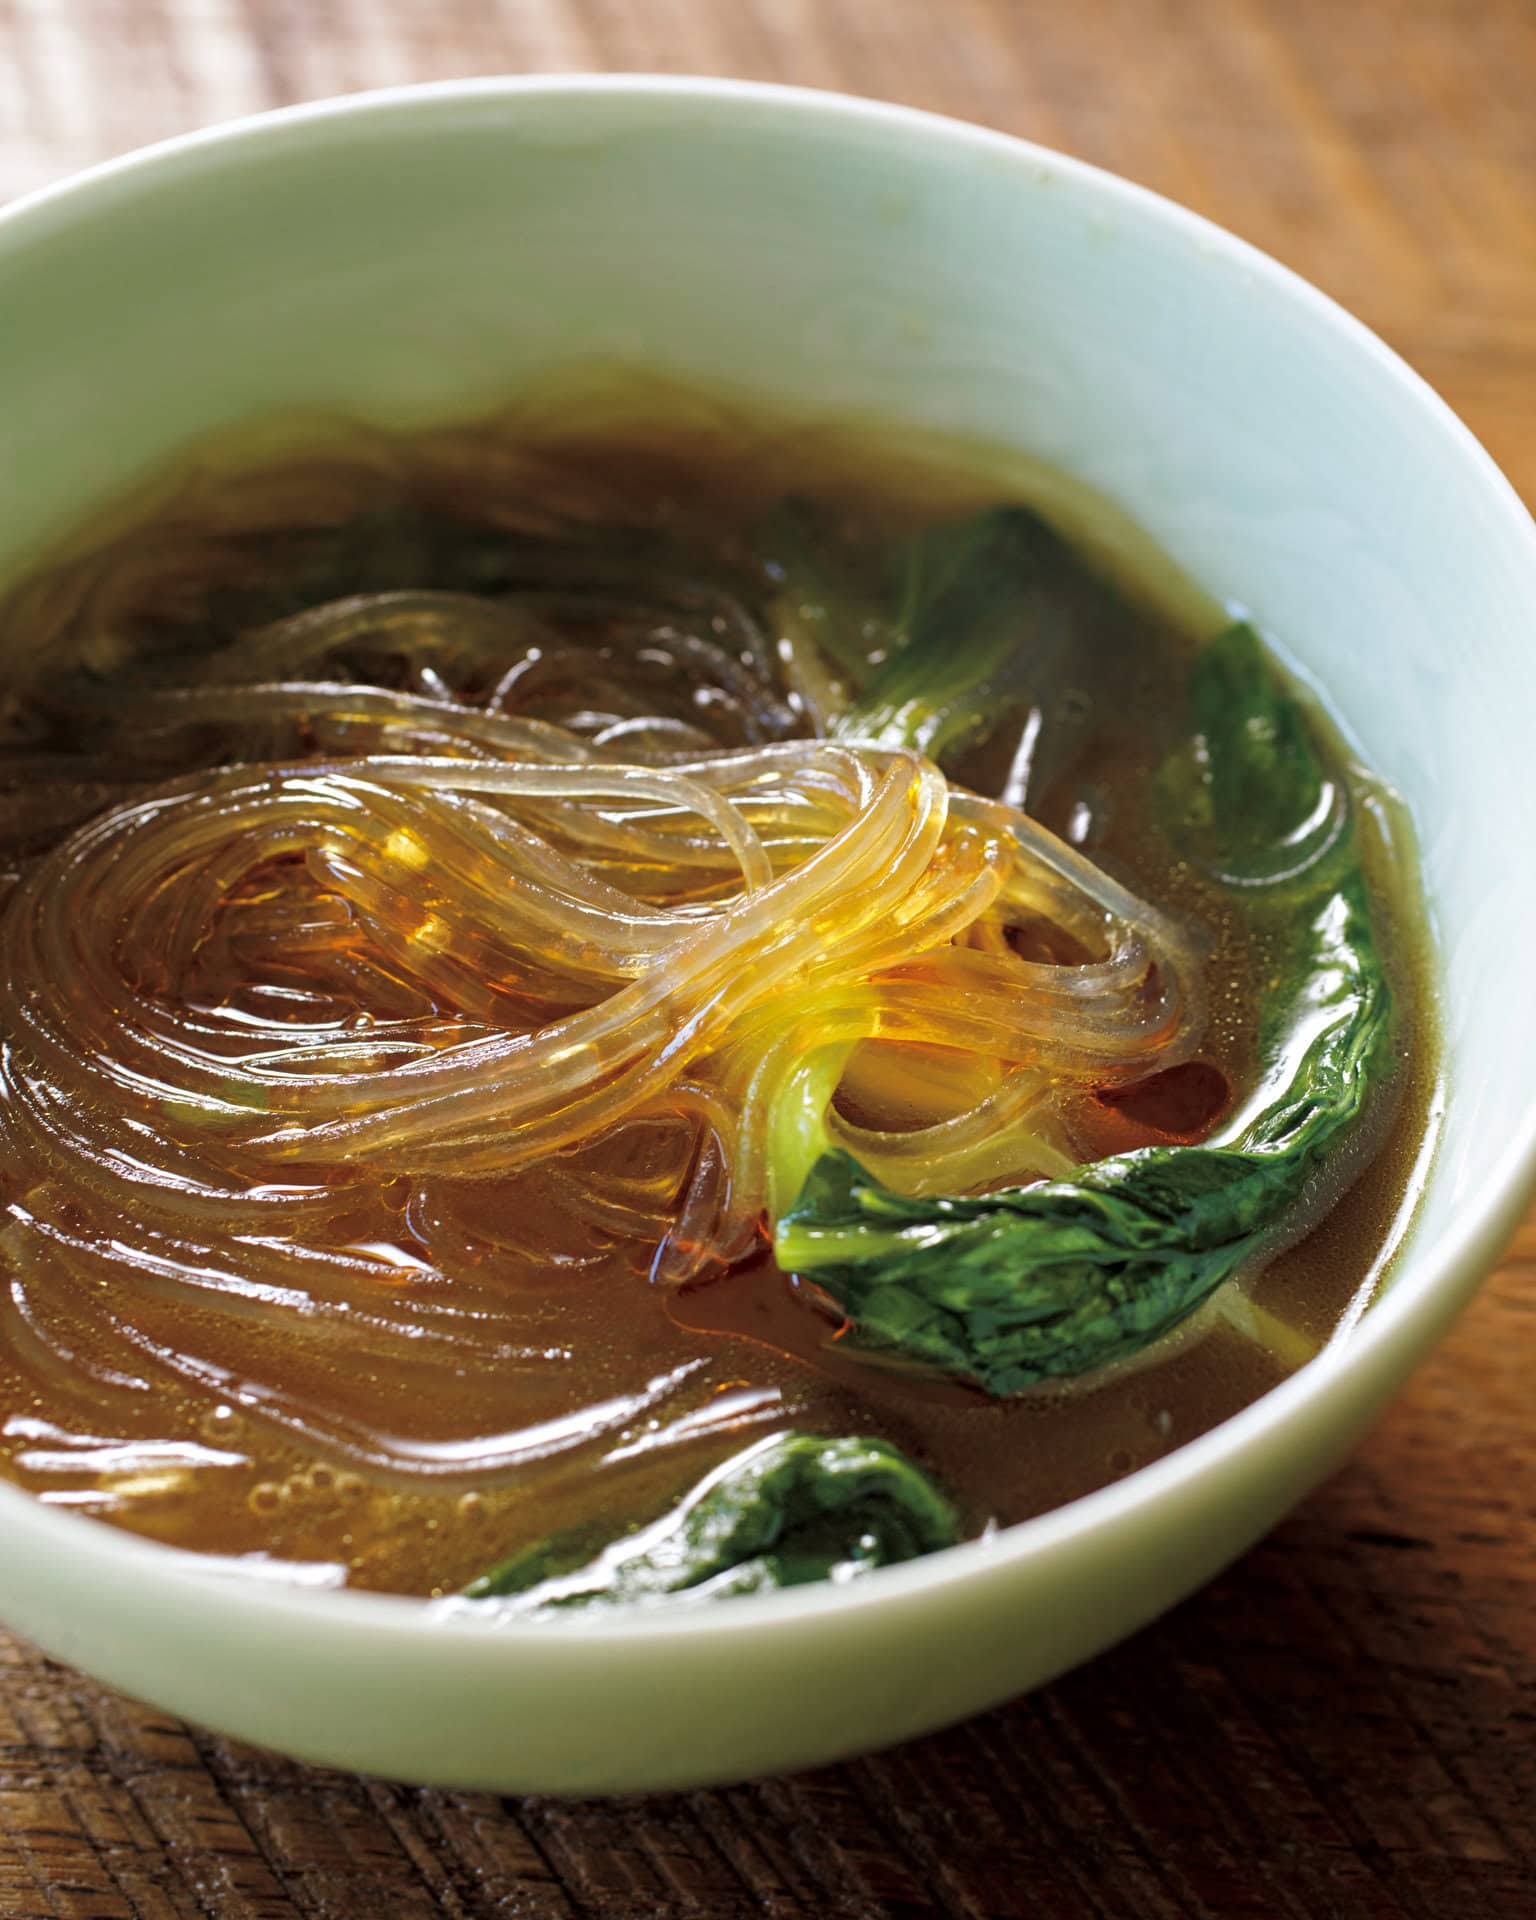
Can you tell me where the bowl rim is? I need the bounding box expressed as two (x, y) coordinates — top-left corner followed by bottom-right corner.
(2, 70), (1535, 1654)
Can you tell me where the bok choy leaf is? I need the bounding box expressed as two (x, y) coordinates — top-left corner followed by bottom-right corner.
(774, 620), (1394, 1392)
(462, 1433), (960, 1612)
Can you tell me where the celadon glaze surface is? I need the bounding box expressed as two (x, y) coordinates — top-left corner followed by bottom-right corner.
(0, 79), (1534, 1792)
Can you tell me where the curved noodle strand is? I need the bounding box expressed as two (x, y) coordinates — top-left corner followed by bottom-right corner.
(0, 587), (1205, 1487)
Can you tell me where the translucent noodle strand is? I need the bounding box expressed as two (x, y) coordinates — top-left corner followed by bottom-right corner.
(0, 584), (1205, 1485)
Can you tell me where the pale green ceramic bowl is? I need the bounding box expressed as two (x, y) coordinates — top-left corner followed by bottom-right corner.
(1, 78), (1535, 1795)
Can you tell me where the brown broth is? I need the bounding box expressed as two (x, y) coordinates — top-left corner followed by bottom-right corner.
(0, 388), (1438, 1597)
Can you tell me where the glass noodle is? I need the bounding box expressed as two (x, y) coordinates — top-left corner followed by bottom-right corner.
(0, 587), (1201, 1479)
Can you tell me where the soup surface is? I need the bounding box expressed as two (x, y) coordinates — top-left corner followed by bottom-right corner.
(0, 389), (1436, 1602)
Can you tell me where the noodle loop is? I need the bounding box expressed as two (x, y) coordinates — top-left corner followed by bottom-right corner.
(0, 592), (1201, 1480)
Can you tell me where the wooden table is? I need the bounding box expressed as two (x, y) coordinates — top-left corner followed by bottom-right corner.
(2, 4), (1534, 1915)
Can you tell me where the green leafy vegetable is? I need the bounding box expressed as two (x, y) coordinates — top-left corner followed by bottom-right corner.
(773, 621), (1394, 1393)
(777, 874), (1387, 1392)
(462, 1433), (961, 1612)
(1193, 620), (1323, 847)
(831, 506), (1118, 763)
(1162, 618), (1348, 885)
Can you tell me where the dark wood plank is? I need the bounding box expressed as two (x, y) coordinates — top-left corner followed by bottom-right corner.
(2, 2), (1535, 1915)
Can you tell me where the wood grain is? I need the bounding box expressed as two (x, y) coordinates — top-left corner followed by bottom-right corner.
(2, 2), (1535, 1915)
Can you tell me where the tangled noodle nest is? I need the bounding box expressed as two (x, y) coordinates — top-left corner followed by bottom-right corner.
(0, 450), (1204, 1483)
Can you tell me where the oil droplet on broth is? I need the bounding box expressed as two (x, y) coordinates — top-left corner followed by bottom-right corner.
(199, 1405), (245, 1446)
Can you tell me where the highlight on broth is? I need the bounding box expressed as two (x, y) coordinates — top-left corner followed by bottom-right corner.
(0, 393), (1430, 1608)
